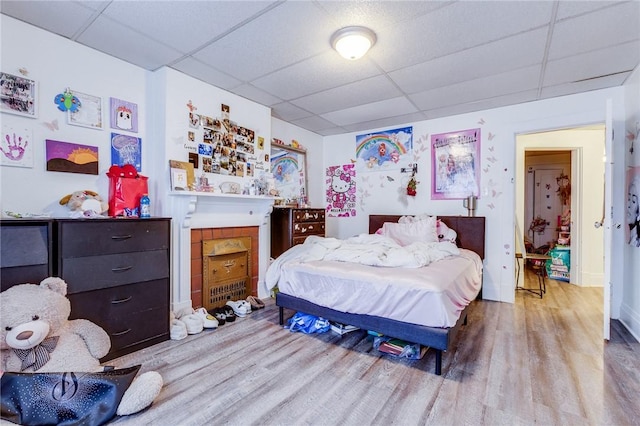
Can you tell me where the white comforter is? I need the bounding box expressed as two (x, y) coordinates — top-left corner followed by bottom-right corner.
(266, 234), (459, 290)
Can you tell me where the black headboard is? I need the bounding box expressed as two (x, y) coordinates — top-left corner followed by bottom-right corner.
(368, 215), (486, 260)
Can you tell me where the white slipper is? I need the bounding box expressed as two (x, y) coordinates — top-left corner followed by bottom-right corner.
(182, 314), (204, 334)
(225, 300), (248, 317)
(170, 319), (187, 340)
(194, 307), (218, 329)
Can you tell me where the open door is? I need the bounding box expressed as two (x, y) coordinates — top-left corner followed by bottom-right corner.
(603, 100), (613, 340)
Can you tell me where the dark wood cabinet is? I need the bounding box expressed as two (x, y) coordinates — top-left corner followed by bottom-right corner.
(0, 218), (171, 362)
(270, 207), (325, 258)
(1, 219), (54, 291)
(56, 218), (171, 362)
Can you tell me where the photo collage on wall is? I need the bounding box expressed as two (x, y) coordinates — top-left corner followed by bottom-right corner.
(186, 103), (261, 178)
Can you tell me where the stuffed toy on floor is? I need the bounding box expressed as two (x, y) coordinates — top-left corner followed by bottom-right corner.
(0, 278), (163, 425)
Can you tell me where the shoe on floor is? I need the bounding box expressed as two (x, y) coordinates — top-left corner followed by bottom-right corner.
(182, 314), (204, 334)
(170, 319), (187, 340)
(209, 308), (226, 325)
(223, 306), (237, 322)
(247, 295), (265, 310)
(194, 307), (218, 329)
(226, 300), (248, 317)
(238, 300), (252, 314)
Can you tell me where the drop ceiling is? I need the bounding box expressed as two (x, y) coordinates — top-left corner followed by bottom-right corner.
(2, 0), (638, 136)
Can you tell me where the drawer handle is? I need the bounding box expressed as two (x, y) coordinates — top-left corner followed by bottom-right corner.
(111, 296), (132, 304)
(111, 265), (133, 273)
(111, 234), (133, 241)
(111, 328), (132, 336)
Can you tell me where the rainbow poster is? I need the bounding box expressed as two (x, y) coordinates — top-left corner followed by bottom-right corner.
(271, 150), (303, 201)
(355, 126), (412, 172)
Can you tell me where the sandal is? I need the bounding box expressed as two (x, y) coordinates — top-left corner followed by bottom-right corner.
(247, 296), (265, 310)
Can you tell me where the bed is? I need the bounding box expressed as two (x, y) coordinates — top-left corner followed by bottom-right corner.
(271, 214), (485, 375)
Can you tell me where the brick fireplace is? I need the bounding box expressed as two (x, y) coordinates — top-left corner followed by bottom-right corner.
(190, 226), (259, 309)
(167, 192), (274, 313)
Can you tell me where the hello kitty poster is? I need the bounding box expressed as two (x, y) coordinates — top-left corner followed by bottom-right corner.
(326, 164), (356, 217)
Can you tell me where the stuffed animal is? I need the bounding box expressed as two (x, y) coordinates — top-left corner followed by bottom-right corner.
(0, 277), (163, 417)
(59, 190), (108, 218)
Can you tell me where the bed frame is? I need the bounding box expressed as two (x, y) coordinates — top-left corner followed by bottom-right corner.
(276, 215), (485, 375)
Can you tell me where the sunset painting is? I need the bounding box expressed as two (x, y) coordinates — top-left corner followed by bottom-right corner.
(45, 139), (99, 175)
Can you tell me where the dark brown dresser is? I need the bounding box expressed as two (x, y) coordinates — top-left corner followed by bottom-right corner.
(55, 218), (171, 362)
(270, 207), (325, 258)
(1, 219), (54, 291)
(1, 218), (170, 361)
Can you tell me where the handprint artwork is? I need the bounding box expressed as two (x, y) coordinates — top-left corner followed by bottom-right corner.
(0, 126), (33, 168)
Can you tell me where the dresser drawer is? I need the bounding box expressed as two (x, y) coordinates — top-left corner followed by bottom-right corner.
(68, 280), (169, 356)
(293, 209), (325, 223)
(58, 220), (169, 257)
(62, 250), (169, 293)
(1, 224), (50, 267)
(204, 251), (248, 282)
(293, 221), (325, 236)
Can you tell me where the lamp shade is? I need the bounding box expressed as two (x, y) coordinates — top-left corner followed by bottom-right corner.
(330, 26), (377, 60)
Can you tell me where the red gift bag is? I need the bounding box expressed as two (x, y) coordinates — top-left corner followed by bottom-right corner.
(107, 165), (148, 217)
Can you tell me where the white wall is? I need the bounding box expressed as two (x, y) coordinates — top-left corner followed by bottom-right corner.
(623, 66), (640, 341)
(0, 16), (149, 216)
(322, 89), (626, 305)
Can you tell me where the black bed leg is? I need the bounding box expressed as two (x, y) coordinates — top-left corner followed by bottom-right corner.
(435, 350), (442, 376)
(279, 306), (284, 325)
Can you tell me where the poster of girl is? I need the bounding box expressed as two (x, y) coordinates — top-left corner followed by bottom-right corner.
(627, 166), (640, 247)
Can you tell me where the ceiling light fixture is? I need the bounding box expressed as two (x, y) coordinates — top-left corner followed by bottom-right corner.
(330, 26), (377, 61)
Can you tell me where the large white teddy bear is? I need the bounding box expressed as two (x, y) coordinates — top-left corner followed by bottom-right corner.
(0, 277), (163, 417)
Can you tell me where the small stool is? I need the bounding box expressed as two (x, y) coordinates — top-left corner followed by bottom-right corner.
(516, 253), (550, 299)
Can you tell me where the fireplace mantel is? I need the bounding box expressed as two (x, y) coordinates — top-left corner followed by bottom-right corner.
(167, 191), (276, 312)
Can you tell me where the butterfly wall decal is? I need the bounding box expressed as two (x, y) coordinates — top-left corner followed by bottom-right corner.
(42, 119), (59, 131)
(477, 118), (485, 125)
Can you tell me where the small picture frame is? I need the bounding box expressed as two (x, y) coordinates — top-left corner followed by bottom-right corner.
(171, 168), (188, 191)
(68, 90), (103, 129)
(0, 72), (37, 118)
(110, 97), (138, 133)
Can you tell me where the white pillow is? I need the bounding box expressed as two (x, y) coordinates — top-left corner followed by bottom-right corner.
(398, 213), (434, 224)
(436, 219), (457, 244)
(381, 216), (438, 246)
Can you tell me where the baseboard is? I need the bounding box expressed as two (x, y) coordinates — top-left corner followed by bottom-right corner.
(620, 304), (640, 343)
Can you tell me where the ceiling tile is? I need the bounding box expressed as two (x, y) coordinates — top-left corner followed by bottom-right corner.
(0, 0), (99, 38)
(171, 57), (241, 90)
(290, 75), (402, 115)
(251, 51), (381, 101)
(290, 114), (338, 133)
(410, 66), (541, 111)
(231, 84), (283, 107)
(544, 41), (639, 86)
(549, 1), (640, 60)
(321, 96), (418, 127)
(100, 1), (278, 53)
(370, 1), (554, 72)
(77, 15), (183, 70)
(389, 28), (548, 94)
(424, 90), (539, 120)
(541, 72), (632, 99)
(271, 102), (314, 122)
(555, 1), (628, 20)
(341, 112), (428, 134)
(192, 2), (332, 82)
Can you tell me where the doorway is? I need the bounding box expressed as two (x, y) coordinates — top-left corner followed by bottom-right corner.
(515, 125), (605, 289)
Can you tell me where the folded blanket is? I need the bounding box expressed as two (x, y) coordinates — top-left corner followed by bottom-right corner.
(266, 234), (459, 290)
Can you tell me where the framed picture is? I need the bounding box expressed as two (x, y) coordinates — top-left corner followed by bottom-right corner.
(431, 128), (481, 200)
(1, 125), (33, 168)
(627, 166), (640, 247)
(111, 133), (142, 172)
(68, 90), (103, 129)
(171, 168), (188, 191)
(45, 139), (99, 175)
(0, 72), (37, 118)
(110, 97), (138, 133)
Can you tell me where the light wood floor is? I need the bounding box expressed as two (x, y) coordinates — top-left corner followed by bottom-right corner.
(109, 269), (640, 425)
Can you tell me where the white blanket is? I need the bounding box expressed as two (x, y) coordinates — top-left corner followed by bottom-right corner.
(266, 234), (459, 290)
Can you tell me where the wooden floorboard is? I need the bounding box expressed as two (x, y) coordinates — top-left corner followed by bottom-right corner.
(107, 269), (640, 425)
